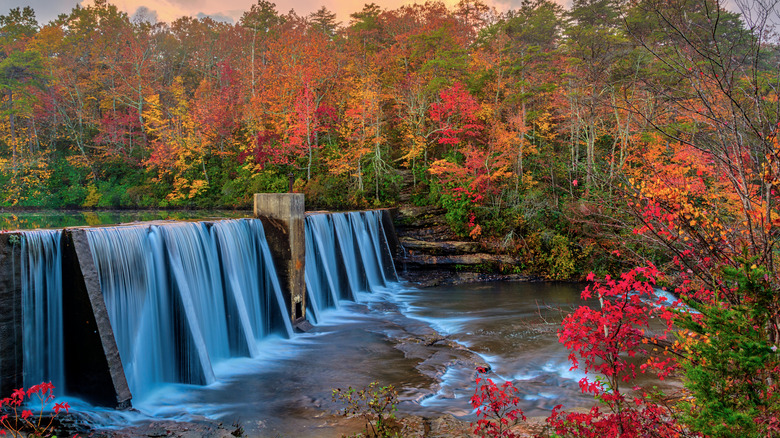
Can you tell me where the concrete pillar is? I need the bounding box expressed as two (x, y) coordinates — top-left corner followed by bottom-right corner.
(61, 230), (132, 408)
(0, 233), (23, 397)
(254, 194), (306, 326)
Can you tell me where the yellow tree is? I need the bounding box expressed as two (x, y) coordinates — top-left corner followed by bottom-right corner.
(334, 69), (387, 198)
(143, 77), (208, 202)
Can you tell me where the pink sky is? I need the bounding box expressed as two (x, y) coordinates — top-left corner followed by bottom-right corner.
(5, 0), (540, 25)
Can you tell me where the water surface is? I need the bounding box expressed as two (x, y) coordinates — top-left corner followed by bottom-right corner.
(0, 210), (251, 231)
(86, 281), (598, 436)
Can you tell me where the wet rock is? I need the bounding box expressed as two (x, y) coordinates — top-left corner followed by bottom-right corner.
(427, 414), (473, 437)
(404, 270), (534, 288)
(392, 206), (540, 288)
(405, 252), (519, 266)
(399, 237), (482, 255)
(88, 419), (239, 438)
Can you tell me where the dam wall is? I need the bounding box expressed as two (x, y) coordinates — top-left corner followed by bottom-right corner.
(0, 196), (398, 408)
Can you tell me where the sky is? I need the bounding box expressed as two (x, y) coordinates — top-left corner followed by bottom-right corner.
(0, 0), (544, 26)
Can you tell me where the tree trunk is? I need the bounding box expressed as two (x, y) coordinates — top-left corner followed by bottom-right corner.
(9, 90), (17, 175)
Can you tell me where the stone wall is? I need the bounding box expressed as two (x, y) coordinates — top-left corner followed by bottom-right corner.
(61, 230), (131, 408)
(0, 233), (23, 397)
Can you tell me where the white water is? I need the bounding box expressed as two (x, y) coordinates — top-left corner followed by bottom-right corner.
(305, 211), (397, 320)
(86, 219), (292, 402)
(21, 230), (64, 390)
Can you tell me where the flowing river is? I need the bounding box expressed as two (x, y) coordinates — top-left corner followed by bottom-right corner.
(74, 281), (597, 437)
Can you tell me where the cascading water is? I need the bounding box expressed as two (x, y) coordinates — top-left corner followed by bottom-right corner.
(304, 211), (398, 319)
(21, 230), (64, 390)
(13, 210), (396, 411)
(86, 219), (291, 402)
(304, 215), (344, 322)
(331, 213), (367, 295)
(211, 219), (293, 349)
(363, 210), (399, 282)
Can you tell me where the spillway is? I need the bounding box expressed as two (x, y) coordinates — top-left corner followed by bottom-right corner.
(304, 211), (397, 322)
(2, 209), (398, 407)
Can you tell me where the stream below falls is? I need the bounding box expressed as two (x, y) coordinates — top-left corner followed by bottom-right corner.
(75, 280), (597, 437)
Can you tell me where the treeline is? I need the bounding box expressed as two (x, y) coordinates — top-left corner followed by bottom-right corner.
(1, 0), (778, 277)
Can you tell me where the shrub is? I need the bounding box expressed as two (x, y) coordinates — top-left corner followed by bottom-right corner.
(332, 381), (399, 437)
(0, 382), (70, 438)
(470, 368), (524, 438)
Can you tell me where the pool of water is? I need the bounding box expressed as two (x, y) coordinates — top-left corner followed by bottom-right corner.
(78, 281), (599, 437)
(396, 281), (597, 417)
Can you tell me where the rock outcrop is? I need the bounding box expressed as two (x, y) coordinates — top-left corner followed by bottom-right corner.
(392, 206), (534, 287)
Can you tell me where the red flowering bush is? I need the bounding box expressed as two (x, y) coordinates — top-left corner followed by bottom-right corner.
(0, 382), (70, 438)
(470, 367), (525, 438)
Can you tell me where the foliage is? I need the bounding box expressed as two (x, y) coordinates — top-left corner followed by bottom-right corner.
(674, 259), (780, 438)
(332, 381), (400, 438)
(546, 234), (574, 280)
(0, 382), (70, 438)
(551, 266), (687, 437)
(470, 367), (525, 438)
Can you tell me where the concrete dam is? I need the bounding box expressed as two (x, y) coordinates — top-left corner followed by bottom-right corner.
(0, 194), (398, 409)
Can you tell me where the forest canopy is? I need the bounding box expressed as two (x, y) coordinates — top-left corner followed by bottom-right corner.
(1, 0), (778, 276)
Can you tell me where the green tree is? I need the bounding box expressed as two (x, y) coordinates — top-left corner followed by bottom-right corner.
(309, 6), (339, 38)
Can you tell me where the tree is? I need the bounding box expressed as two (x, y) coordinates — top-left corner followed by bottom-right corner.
(564, 0), (628, 188)
(334, 69), (387, 198)
(309, 6), (339, 37)
(473, 0), (563, 199)
(240, 0), (284, 98)
(0, 7), (44, 174)
(598, 0), (780, 435)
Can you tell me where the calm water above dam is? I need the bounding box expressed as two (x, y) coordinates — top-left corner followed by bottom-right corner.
(0, 210), (251, 230)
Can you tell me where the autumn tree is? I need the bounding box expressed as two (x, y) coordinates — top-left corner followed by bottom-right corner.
(240, 0), (285, 99)
(334, 69), (388, 199)
(572, 0), (780, 435)
(385, 2), (469, 179)
(473, 0), (563, 201)
(0, 7), (44, 174)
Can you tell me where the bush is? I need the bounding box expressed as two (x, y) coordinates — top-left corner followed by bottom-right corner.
(332, 381), (400, 438)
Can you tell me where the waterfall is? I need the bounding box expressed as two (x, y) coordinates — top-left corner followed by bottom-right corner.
(211, 219), (293, 348)
(21, 230), (64, 390)
(86, 219), (291, 401)
(13, 210), (396, 403)
(304, 211), (398, 319)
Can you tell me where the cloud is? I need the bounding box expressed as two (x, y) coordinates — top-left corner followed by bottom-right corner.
(80, 0), (192, 23)
(196, 11), (234, 23)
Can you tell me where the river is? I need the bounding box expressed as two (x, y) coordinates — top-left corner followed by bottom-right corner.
(74, 280), (596, 437)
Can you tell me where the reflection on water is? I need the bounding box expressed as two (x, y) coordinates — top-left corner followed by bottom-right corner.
(0, 210), (251, 231)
